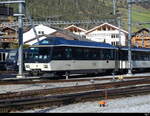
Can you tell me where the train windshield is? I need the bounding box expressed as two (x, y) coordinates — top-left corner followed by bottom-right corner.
(6, 50), (17, 61)
(25, 47), (52, 63)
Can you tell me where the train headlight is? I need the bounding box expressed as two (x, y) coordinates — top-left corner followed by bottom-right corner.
(26, 65), (30, 68)
(44, 65), (48, 68)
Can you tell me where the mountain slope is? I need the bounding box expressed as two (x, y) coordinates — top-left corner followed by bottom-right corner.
(0, 0), (149, 31)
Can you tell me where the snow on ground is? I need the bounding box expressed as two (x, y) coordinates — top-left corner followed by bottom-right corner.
(20, 94), (150, 113)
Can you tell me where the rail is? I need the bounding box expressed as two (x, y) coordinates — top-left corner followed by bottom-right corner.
(0, 78), (150, 100)
(0, 84), (150, 112)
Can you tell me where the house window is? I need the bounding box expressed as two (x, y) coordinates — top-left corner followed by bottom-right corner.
(111, 42), (115, 46)
(111, 34), (119, 38)
(111, 34), (115, 38)
(38, 31), (44, 35)
(111, 41), (120, 46)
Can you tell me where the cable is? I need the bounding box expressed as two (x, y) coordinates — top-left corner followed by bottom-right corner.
(23, 3), (39, 44)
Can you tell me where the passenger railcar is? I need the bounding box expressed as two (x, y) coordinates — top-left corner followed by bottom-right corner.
(118, 47), (150, 72)
(6, 49), (29, 71)
(0, 49), (13, 70)
(24, 37), (150, 76)
(5, 49), (18, 71)
(24, 37), (118, 76)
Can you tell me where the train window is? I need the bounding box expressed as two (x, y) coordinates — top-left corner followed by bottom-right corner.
(0, 53), (6, 62)
(102, 49), (112, 60)
(119, 50), (128, 60)
(3, 53), (5, 61)
(130, 51), (150, 61)
(65, 47), (72, 60)
(99, 49), (103, 60)
(52, 47), (65, 60)
(25, 47), (52, 62)
(83, 48), (90, 60)
(73, 47), (84, 60)
(89, 48), (99, 60)
(39, 55), (43, 59)
(0, 53), (1, 61)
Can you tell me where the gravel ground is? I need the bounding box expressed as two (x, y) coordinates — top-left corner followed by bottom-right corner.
(0, 79), (111, 94)
(20, 94), (150, 113)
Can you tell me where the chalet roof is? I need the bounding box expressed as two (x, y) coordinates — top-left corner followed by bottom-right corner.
(135, 28), (150, 33)
(85, 23), (128, 34)
(64, 25), (87, 32)
(50, 26), (89, 41)
(132, 28), (150, 37)
(2, 26), (17, 31)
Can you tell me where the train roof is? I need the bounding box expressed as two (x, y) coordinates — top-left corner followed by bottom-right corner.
(0, 49), (16, 53)
(33, 37), (118, 49)
(120, 47), (150, 52)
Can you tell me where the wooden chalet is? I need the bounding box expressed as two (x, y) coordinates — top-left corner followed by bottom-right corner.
(0, 26), (17, 48)
(85, 23), (128, 46)
(64, 25), (86, 37)
(132, 28), (150, 48)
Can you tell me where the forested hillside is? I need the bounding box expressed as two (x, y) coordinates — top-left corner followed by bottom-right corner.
(26, 0), (117, 20)
(25, 0), (149, 31)
(0, 0), (149, 31)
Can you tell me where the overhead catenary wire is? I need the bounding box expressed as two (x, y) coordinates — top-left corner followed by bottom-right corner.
(24, 3), (40, 44)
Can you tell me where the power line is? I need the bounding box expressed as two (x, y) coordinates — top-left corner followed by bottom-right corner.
(129, 0), (150, 3)
(0, 19), (117, 27)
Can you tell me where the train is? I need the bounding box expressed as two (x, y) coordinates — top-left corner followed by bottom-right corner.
(0, 49), (16, 71)
(5, 49), (29, 71)
(24, 37), (150, 77)
(5, 49), (18, 71)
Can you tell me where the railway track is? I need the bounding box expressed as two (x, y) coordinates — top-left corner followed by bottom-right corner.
(1, 84), (150, 113)
(1, 74), (150, 85)
(0, 73), (150, 112)
(0, 78), (150, 100)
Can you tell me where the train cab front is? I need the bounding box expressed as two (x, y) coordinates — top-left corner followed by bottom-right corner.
(24, 46), (52, 76)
